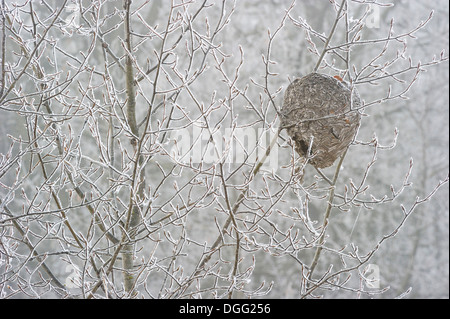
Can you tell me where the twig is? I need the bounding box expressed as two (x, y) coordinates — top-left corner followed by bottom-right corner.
(314, 0), (347, 72)
(307, 149), (348, 283)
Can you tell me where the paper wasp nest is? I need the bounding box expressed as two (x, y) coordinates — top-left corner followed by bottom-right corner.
(281, 73), (362, 169)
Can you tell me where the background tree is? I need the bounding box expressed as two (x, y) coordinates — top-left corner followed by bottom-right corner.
(0, 0), (448, 298)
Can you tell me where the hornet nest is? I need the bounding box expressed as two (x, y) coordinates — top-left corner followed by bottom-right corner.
(281, 73), (362, 169)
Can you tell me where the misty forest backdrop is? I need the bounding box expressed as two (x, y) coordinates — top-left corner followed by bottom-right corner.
(0, 0), (448, 298)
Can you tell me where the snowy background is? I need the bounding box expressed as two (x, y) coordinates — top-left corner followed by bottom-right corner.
(0, 0), (448, 298)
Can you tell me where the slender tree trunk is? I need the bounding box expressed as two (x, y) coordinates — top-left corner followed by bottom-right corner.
(122, 0), (144, 294)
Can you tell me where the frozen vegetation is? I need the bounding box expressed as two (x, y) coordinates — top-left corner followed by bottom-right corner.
(0, 0), (448, 298)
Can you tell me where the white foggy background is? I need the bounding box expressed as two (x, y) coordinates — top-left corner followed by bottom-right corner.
(0, 0), (448, 298)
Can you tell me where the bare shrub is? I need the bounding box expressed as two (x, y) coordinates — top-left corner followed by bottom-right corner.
(0, 0), (448, 299)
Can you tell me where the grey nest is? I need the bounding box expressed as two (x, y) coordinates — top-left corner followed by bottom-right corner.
(281, 73), (362, 169)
